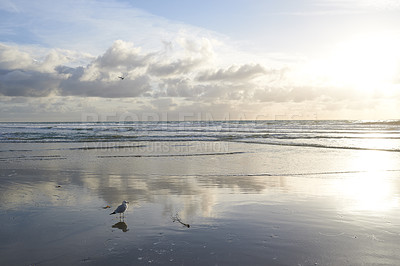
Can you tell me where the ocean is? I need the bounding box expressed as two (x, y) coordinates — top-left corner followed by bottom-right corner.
(1, 120), (400, 265)
(2, 120), (400, 151)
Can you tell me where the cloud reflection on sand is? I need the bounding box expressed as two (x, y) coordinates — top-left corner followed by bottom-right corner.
(1, 141), (400, 217)
(2, 168), (399, 219)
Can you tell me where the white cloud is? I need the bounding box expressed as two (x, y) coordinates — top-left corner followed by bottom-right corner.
(0, 44), (32, 70)
(197, 64), (266, 82)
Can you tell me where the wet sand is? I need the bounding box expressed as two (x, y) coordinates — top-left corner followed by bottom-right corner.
(1, 141), (400, 265)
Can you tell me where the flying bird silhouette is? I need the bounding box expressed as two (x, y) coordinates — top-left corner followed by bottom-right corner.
(118, 76), (125, 80)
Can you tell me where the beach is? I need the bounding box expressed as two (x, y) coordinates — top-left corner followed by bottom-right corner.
(1, 121), (400, 265)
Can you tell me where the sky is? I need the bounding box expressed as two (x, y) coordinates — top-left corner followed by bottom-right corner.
(1, 0), (400, 121)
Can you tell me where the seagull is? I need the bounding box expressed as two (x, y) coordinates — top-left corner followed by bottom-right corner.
(110, 200), (129, 218)
(118, 76), (125, 80)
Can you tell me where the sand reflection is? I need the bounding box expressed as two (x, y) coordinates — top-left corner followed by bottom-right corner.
(340, 175), (398, 212)
(337, 150), (400, 212)
(2, 142), (400, 265)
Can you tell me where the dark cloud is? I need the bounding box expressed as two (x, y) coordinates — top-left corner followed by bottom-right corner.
(0, 69), (59, 97)
(59, 74), (151, 98)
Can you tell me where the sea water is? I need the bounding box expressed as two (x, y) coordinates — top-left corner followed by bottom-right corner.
(1, 120), (400, 150)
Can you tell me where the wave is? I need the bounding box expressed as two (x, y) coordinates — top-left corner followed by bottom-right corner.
(355, 120), (400, 126)
(69, 144), (146, 150)
(97, 151), (245, 158)
(0, 155), (67, 161)
(242, 134), (400, 140)
(233, 139), (400, 152)
(168, 169), (400, 178)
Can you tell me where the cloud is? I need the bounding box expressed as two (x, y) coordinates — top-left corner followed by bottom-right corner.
(148, 58), (202, 77)
(59, 74), (152, 98)
(148, 38), (214, 77)
(2, 36), (396, 111)
(1, 39), (280, 100)
(0, 69), (59, 97)
(197, 64), (266, 82)
(0, 44), (33, 70)
(94, 40), (149, 70)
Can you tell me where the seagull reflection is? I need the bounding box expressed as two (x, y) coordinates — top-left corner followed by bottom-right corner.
(112, 221), (129, 232)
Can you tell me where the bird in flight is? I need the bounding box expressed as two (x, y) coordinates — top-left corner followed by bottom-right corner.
(110, 200), (129, 219)
(118, 76), (125, 80)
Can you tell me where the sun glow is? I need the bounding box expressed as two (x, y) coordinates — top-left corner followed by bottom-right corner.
(308, 33), (400, 95)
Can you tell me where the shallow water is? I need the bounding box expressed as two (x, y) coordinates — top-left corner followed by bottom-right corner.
(1, 140), (400, 265)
